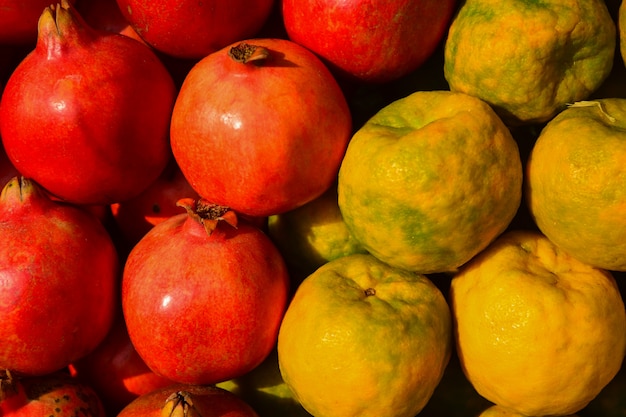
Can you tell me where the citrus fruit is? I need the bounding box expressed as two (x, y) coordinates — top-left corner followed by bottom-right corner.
(217, 348), (313, 417)
(617, 1), (626, 63)
(526, 98), (626, 271)
(267, 184), (368, 274)
(478, 404), (579, 417)
(444, 0), (616, 125)
(337, 90), (522, 274)
(449, 229), (626, 416)
(277, 253), (452, 417)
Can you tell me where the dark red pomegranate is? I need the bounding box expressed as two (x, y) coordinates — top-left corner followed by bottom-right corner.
(0, 0), (176, 205)
(0, 177), (119, 376)
(0, 370), (106, 416)
(69, 315), (174, 415)
(75, 0), (145, 43)
(117, 384), (259, 417)
(0, 0), (77, 45)
(110, 160), (200, 248)
(122, 198), (290, 385)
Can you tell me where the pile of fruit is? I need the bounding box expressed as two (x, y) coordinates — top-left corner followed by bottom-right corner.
(1, 0), (626, 416)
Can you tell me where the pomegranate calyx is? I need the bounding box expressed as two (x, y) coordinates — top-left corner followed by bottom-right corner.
(37, 0), (94, 58)
(161, 391), (201, 417)
(228, 42), (270, 64)
(176, 198), (238, 235)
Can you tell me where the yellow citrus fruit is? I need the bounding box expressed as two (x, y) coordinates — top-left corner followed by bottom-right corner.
(277, 253), (452, 417)
(478, 404), (579, 417)
(449, 229), (626, 416)
(337, 90), (522, 274)
(444, 0), (616, 125)
(267, 184), (367, 275)
(617, 1), (626, 64)
(526, 98), (626, 271)
(217, 348), (313, 417)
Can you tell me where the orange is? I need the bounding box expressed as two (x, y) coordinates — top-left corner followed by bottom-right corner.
(450, 230), (626, 416)
(526, 98), (626, 271)
(277, 253), (452, 417)
(337, 90), (522, 274)
(444, 0), (616, 125)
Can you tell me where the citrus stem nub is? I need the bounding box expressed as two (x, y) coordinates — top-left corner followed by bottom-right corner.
(364, 288), (376, 297)
(567, 100), (616, 123)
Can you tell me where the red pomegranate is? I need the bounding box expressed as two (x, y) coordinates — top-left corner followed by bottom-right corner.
(122, 198), (290, 385)
(0, 0), (77, 45)
(69, 315), (174, 415)
(75, 0), (145, 43)
(170, 39), (352, 217)
(0, 370), (106, 417)
(0, 0), (176, 205)
(0, 177), (119, 376)
(117, 384), (259, 417)
(114, 0), (275, 59)
(110, 160), (200, 248)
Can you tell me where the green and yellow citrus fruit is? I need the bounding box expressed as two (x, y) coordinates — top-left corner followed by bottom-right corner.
(337, 90), (522, 274)
(444, 0), (616, 125)
(277, 253), (452, 417)
(450, 230), (626, 416)
(267, 184), (367, 274)
(526, 98), (626, 271)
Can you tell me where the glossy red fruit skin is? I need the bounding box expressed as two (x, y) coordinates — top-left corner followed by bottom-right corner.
(115, 0), (275, 59)
(170, 38), (353, 218)
(0, 0), (77, 45)
(69, 315), (174, 415)
(122, 204), (290, 385)
(117, 383), (259, 417)
(0, 371), (106, 416)
(0, 177), (119, 376)
(0, 2), (176, 205)
(282, 0), (457, 83)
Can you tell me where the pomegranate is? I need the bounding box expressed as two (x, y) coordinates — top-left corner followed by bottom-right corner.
(282, 0), (457, 83)
(0, 176), (119, 376)
(0, 144), (19, 189)
(122, 198), (290, 385)
(170, 39), (352, 217)
(0, 0), (77, 45)
(0, 0), (176, 205)
(114, 0), (275, 59)
(75, 0), (145, 43)
(110, 160), (200, 248)
(0, 370), (106, 416)
(117, 384), (259, 417)
(69, 315), (174, 415)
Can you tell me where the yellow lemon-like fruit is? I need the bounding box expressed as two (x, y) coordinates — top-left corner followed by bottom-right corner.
(444, 0), (616, 125)
(268, 184), (367, 275)
(277, 253), (452, 417)
(450, 230), (626, 416)
(337, 90), (522, 274)
(617, 1), (626, 64)
(526, 98), (626, 271)
(478, 404), (579, 417)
